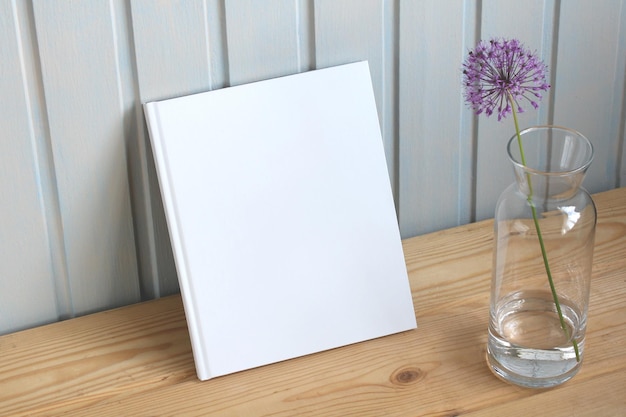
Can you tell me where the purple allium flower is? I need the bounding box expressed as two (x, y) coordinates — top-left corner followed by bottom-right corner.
(462, 38), (550, 121)
(461, 38), (580, 362)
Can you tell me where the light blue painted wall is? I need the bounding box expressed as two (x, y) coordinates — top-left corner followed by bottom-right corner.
(1, 0), (625, 334)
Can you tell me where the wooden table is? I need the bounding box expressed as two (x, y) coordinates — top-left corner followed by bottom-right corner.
(1, 188), (625, 416)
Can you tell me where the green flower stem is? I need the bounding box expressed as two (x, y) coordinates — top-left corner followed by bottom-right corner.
(507, 94), (580, 362)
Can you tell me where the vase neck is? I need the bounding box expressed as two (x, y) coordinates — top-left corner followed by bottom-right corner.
(513, 166), (586, 200)
(507, 126), (593, 199)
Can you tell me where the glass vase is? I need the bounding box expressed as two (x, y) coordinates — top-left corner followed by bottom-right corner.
(486, 126), (596, 388)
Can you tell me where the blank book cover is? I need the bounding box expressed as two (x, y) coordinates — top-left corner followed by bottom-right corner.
(144, 61), (416, 380)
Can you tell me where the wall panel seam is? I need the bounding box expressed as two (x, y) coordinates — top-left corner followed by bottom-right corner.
(20, 0), (74, 319)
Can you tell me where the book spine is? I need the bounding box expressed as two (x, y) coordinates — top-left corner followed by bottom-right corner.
(143, 102), (211, 380)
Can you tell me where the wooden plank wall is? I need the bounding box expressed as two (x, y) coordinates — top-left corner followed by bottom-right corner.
(1, 0), (625, 334)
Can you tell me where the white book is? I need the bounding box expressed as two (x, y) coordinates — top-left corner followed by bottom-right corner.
(144, 61), (417, 381)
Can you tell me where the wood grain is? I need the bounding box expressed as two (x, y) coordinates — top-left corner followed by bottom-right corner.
(0, 296), (195, 416)
(1, 188), (624, 416)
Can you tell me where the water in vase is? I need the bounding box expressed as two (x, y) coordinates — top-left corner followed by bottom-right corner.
(487, 290), (585, 388)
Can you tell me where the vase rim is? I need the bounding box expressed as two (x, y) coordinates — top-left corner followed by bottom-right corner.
(507, 125), (594, 176)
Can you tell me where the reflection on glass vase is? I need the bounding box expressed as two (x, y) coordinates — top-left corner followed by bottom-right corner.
(487, 126), (596, 389)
